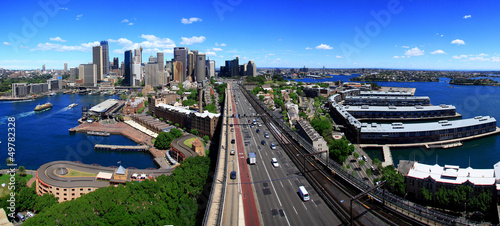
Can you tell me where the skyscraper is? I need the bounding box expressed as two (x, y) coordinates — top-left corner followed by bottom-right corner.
(100, 41), (109, 75)
(92, 46), (103, 81)
(230, 57), (239, 77)
(113, 57), (119, 70)
(173, 61), (183, 82)
(157, 52), (164, 72)
(69, 67), (78, 83)
(187, 52), (194, 79)
(64, 63), (68, 73)
(206, 60), (215, 78)
(195, 53), (206, 81)
(134, 48), (142, 64)
(247, 61), (257, 76)
(42, 64), (46, 72)
(124, 50), (133, 86)
(145, 63), (159, 87)
(80, 64), (97, 87)
(174, 47), (188, 82)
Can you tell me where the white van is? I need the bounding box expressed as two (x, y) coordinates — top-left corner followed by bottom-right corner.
(298, 186), (310, 201)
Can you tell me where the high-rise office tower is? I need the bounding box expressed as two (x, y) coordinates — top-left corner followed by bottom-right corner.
(100, 41), (109, 75)
(64, 63), (68, 72)
(247, 61), (257, 76)
(124, 50), (133, 86)
(148, 55), (157, 63)
(173, 61), (183, 82)
(113, 57), (119, 70)
(230, 57), (239, 77)
(79, 64), (97, 87)
(206, 60), (215, 78)
(134, 48), (142, 64)
(42, 64), (46, 72)
(157, 52), (164, 72)
(195, 53), (206, 81)
(69, 67), (78, 83)
(145, 63), (159, 87)
(92, 46), (103, 81)
(132, 63), (141, 86)
(188, 52), (194, 78)
(174, 47), (188, 82)
(165, 60), (173, 74)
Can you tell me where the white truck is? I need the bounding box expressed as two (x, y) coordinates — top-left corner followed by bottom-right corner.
(298, 186), (310, 201)
(249, 153), (256, 165)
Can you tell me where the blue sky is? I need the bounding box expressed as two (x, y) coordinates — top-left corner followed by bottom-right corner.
(1, 0), (500, 70)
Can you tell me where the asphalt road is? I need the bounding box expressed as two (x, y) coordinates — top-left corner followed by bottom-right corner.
(230, 85), (341, 226)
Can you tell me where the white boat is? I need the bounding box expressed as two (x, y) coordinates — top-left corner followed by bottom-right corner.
(49, 92), (56, 96)
(68, 103), (78, 108)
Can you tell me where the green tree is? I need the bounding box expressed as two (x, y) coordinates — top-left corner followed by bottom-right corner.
(299, 111), (307, 118)
(205, 104), (217, 113)
(365, 168), (372, 176)
(190, 129), (199, 136)
(353, 152), (359, 159)
(33, 193), (58, 213)
(138, 92), (144, 97)
(119, 94), (128, 100)
(421, 187), (433, 202)
(18, 166), (26, 177)
(155, 132), (174, 150)
(202, 135), (210, 143)
(259, 95), (265, 102)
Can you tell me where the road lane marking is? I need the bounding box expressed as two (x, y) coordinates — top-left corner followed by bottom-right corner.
(301, 202), (307, 210)
(280, 181), (284, 188)
(288, 180), (293, 186)
(292, 206), (298, 215)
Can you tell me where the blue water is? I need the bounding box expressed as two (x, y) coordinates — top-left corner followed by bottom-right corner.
(0, 93), (156, 170)
(293, 76), (500, 169)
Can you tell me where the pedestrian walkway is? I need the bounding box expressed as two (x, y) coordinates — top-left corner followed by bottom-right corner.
(125, 120), (158, 138)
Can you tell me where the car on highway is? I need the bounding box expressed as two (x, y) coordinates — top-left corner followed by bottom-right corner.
(261, 140), (266, 145)
(362, 155), (367, 161)
(258, 123), (262, 127)
(230, 171), (236, 179)
(270, 143), (277, 150)
(256, 129), (260, 133)
(248, 120), (251, 123)
(264, 133), (269, 138)
(231, 139), (235, 144)
(231, 128), (234, 132)
(230, 149), (235, 155)
(251, 124), (255, 128)
(271, 158), (279, 167)
(298, 186), (310, 201)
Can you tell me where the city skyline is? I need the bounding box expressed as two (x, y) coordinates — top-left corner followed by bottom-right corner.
(2, 0), (500, 70)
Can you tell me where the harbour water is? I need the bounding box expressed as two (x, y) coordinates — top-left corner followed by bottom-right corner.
(0, 93), (156, 170)
(293, 76), (500, 169)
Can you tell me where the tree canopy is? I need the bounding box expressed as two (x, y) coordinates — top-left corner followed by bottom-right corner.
(154, 128), (183, 150)
(24, 156), (211, 226)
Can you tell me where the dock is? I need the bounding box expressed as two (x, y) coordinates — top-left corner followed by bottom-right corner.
(94, 144), (149, 151)
(87, 131), (110, 136)
(425, 141), (462, 149)
(381, 145), (393, 167)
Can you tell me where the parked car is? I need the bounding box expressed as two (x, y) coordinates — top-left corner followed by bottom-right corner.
(230, 171), (236, 179)
(26, 211), (34, 218)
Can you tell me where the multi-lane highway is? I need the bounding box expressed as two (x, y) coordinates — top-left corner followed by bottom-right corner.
(229, 82), (341, 225)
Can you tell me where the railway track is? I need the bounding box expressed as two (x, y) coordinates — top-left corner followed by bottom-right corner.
(238, 85), (420, 226)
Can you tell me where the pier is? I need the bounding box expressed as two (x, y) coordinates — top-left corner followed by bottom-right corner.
(381, 145), (393, 167)
(94, 144), (149, 151)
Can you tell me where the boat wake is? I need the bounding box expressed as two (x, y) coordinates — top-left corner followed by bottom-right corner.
(0, 111), (35, 125)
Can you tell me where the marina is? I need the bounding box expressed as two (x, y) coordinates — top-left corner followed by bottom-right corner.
(94, 144), (149, 151)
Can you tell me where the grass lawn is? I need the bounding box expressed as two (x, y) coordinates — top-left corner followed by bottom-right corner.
(184, 138), (196, 148)
(59, 169), (97, 178)
(0, 174), (33, 198)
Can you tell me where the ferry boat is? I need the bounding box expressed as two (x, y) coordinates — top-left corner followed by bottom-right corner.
(34, 102), (53, 111)
(49, 92), (56, 96)
(68, 103), (78, 108)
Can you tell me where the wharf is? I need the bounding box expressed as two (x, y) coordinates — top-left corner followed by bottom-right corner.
(360, 127), (500, 149)
(356, 113), (462, 122)
(94, 144), (149, 151)
(381, 145), (393, 167)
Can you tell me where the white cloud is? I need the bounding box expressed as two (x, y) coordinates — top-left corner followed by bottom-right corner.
(405, 47), (424, 57)
(205, 49), (216, 56)
(463, 15), (471, 19)
(49, 37), (66, 42)
(31, 41), (100, 52)
(315, 44), (333, 50)
(59, 7), (69, 10)
(452, 55), (467, 59)
(305, 47), (312, 50)
(121, 19), (129, 23)
(266, 53), (275, 56)
(19, 45), (28, 49)
(213, 47), (223, 51)
(478, 53), (489, 56)
(401, 46), (410, 49)
(336, 55), (343, 58)
(111, 35), (176, 54)
(181, 17), (202, 24)
(276, 58), (281, 61)
(215, 42), (226, 47)
(180, 36), (206, 45)
(393, 56), (400, 58)
(451, 39), (465, 45)
(492, 57), (500, 62)
(76, 14), (83, 20)
(431, 49), (446, 54)
(3, 42), (11, 46)
(127, 23), (134, 26)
